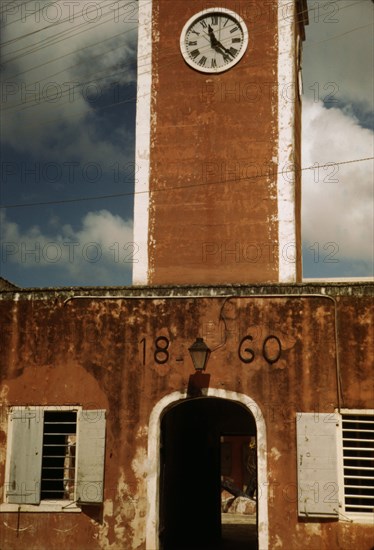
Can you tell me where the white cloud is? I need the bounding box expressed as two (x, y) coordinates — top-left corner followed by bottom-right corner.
(2, 1), (372, 285)
(302, 98), (374, 264)
(1, 0), (138, 163)
(1, 210), (136, 284)
(302, 1), (374, 112)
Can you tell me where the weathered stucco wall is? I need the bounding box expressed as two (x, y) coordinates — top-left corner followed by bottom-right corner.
(144, 0), (302, 284)
(0, 284), (373, 549)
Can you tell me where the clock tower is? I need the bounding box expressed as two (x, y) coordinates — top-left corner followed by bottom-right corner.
(133, 0), (308, 285)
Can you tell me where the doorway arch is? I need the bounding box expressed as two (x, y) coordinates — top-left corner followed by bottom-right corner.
(146, 389), (268, 550)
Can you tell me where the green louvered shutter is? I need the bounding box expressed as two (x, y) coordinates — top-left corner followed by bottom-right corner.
(296, 412), (339, 518)
(7, 408), (43, 504)
(75, 410), (106, 504)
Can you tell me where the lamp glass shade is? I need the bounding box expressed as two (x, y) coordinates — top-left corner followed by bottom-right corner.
(188, 337), (211, 371)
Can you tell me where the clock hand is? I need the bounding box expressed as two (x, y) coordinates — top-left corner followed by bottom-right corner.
(214, 40), (234, 57)
(208, 24), (233, 61)
(208, 25), (218, 47)
(212, 45), (231, 62)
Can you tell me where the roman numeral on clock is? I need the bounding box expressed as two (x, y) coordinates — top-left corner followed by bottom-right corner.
(180, 11), (248, 73)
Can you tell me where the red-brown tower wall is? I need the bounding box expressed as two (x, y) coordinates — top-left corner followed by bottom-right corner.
(148, 1), (280, 284)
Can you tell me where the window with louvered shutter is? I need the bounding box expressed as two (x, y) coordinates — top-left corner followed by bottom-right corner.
(340, 412), (374, 518)
(2, 406), (106, 509)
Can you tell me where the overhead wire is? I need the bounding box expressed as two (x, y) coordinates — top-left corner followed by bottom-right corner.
(0, 0), (369, 119)
(2, 16), (134, 66)
(0, 37), (364, 119)
(2, 26), (137, 89)
(3, 10), (137, 79)
(0, 0), (118, 33)
(0, 0), (363, 60)
(306, 23), (374, 45)
(0, 19), (138, 114)
(0, 0), (37, 28)
(0, 3), (141, 115)
(1, 157), (373, 210)
(2, 0), (368, 208)
(0, 0), (142, 58)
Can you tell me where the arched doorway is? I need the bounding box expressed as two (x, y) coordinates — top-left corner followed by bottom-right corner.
(156, 396), (260, 550)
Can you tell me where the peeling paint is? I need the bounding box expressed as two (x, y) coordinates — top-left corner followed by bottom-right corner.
(273, 534), (283, 548)
(0, 290), (373, 548)
(305, 523), (322, 538)
(132, 0), (153, 284)
(0, 386), (9, 472)
(270, 447), (282, 461)
(130, 447), (148, 548)
(94, 471), (138, 549)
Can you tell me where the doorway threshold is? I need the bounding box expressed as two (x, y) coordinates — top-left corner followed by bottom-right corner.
(221, 513), (258, 550)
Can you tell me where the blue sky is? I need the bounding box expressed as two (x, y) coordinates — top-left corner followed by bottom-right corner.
(0, 0), (373, 287)
(301, 0), (373, 279)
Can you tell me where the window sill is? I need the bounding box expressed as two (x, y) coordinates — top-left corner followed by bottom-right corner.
(0, 501), (81, 513)
(341, 512), (374, 524)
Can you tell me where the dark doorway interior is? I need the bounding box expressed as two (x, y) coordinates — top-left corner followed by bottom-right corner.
(159, 397), (258, 550)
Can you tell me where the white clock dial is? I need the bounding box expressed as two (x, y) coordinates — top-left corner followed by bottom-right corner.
(180, 8), (249, 74)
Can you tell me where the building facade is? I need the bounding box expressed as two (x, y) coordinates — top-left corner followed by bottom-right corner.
(0, 283), (373, 549)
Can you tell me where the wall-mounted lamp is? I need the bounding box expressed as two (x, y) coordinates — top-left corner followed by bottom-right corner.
(188, 337), (211, 372)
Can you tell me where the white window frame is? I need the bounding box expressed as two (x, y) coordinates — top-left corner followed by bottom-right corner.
(0, 405), (106, 513)
(336, 408), (374, 524)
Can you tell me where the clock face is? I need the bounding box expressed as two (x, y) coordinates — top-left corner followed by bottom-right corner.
(180, 8), (249, 74)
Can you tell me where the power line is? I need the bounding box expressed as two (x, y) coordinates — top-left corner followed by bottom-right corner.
(1, 4), (129, 65)
(0, 191), (136, 209)
(3, 18), (136, 81)
(1, 0), (116, 33)
(1, 157), (372, 210)
(0, 0), (142, 59)
(0, 70), (138, 120)
(0, 0), (363, 77)
(0, 0), (36, 28)
(3, 0), (362, 51)
(0, 0), (363, 65)
(306, 23), (374, 46)
(0, 5), (139, 99)
(0, 1), (372, 173)
(3, 27), (137, 88)
(1, 0), (370, 118)
(0, 0), (310, 68)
